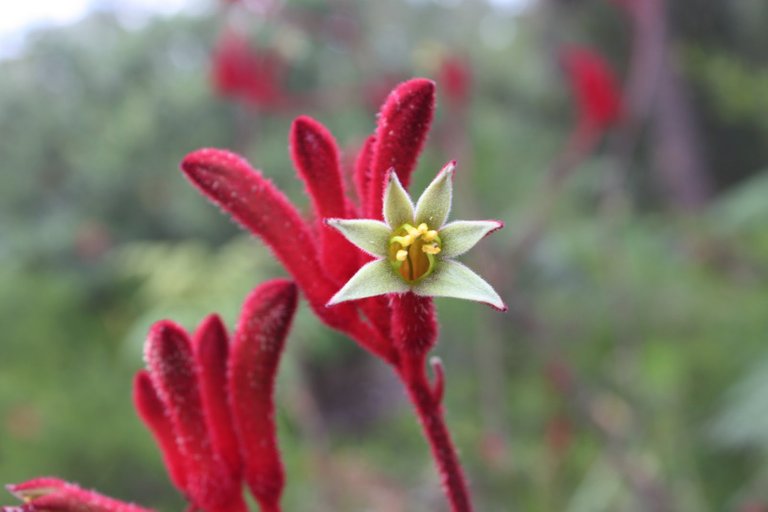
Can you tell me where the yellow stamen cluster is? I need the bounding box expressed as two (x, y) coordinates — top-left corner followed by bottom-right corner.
(389, 222), (442, 282)
(395, 223), (441, 255)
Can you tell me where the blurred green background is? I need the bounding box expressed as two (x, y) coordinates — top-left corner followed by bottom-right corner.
(3, 0), (768, 510)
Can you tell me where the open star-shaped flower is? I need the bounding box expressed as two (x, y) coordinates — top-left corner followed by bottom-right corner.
(326, 161), (506, 311)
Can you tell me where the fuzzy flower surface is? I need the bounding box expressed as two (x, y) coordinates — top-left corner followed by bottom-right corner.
(326, 161), (506, 311)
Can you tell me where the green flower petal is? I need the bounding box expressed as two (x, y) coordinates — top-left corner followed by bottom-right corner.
(412, 259), (506, 310)
(327, 259), (409, 305)
(325, 218), (390, 257)
(415, 161), (454, 228)
(439, 220), (503, 258)
(383, 171), (415, 228)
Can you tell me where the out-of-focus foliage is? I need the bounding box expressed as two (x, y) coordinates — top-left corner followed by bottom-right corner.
(4, 1), (768, 510)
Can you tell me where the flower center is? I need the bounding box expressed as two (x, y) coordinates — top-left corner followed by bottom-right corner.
(388, 223), (441, 283)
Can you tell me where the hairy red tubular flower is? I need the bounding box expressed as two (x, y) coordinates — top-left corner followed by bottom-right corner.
(130, 282), (300, 512)
(229, 280), (297, 512)
(561, 46), (623, 132)
(290, 116), (359, 283)
(367, 79), (436, 219)
(143, 321), (246, 512)
(181, 150), (342, 309)
(193, 315), (242, 482)
(181, 149), (395, 363)
(180, 78), (486, 511)
(4, 478), (152, 512)
(133, 371), (188, 493)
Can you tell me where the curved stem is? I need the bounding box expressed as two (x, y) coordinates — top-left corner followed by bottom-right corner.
(399, 352), (473, 512)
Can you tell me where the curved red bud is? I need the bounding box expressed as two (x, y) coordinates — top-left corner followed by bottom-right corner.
(368, 78), (436, 219)
(144, 320), (245, 512)
(192, 315), (242, 482)
(181, 148), (396, 363)
(290, 116), (359, 282)
(229, 280), (298, 511)
(290, 116), (346, 219)
(182, 149), (335, 308)
(6, 478), (153, 512)
(132, 371), (187, 493)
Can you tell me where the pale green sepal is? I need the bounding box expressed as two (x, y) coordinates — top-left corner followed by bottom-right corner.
(415, 161), (454, 228)
(10, 486), (58, 501)
(439, 220), (503, 258)
(325, 218), (390, 257)
(412, 260), (506, 311)
(383, 171), (415, 228)
(327, 259), (409, 305)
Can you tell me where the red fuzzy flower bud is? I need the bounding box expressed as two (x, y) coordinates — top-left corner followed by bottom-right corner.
(229, 280), (297, 511)
(367, 79), (436, 218)
(132, 371), (188, 493)
(192, 315), (242, 481)
(290, 116), (359, 282)
(144, 321), (245, 512)
(181, 148), (395, 363)
(4, 478), (152, 512)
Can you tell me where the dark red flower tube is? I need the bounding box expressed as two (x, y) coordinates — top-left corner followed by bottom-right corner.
(192, 315), (242, 482)
(5, 478), (153, 512)
(561, 46), (623, 132)
(181, 149), (341, 306)
(144, 321), (245, 512)
(132, 371), (187, 493)
(229, 280), (298, 512)
(290, 115), (347, 220)
(391, 292), (438, 358)
(367, 78), (436, 218)
(290, 116), (359, 282)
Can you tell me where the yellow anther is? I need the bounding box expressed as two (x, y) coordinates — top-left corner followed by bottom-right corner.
(405, 224), (420, 237)
(422, 244), (441, 255)
(423, 230), (438, 242)
(417, 223), (428, 234)
(396, 249), (408, 261)
(391, 235), (413, 247)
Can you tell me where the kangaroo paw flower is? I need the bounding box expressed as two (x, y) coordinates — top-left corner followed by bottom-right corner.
(327, 162), (506, 311)
(143, 321), (246, 512)
(229, 280), (297, 511)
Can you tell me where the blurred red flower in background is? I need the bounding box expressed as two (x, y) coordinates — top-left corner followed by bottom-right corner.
(561, 46), (623, 132)
(210, 31), (292, 111)
(438, 55), (472, 111)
